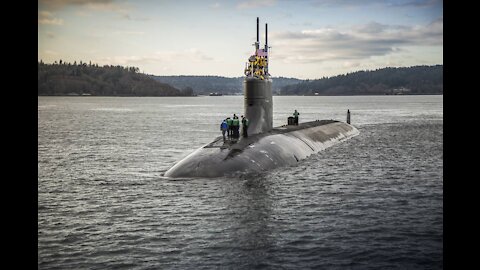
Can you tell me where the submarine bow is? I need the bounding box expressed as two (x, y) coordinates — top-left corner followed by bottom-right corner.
(164, 120), (359, 178)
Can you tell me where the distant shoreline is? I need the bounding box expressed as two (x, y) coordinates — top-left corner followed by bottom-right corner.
(39, 62), (442, 96)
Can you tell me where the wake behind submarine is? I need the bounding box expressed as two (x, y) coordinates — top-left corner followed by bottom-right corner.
(164, 18), (359, 178)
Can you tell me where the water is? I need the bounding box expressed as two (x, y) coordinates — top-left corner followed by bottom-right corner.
(38, 95), (443, 269)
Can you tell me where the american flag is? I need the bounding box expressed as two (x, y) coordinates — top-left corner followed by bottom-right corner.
(256, 49), (268, 57)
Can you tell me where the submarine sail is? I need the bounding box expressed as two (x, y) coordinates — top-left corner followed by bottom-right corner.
(243, 17), (272, 135)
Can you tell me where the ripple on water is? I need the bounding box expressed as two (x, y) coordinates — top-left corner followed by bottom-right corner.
(38, 97), (443, 269)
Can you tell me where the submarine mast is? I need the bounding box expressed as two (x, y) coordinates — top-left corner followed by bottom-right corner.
(243, 17), (273, 135)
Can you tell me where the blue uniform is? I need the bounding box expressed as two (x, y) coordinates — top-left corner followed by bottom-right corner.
(220, 120), (228, 140)
(220, 121), (228, 130)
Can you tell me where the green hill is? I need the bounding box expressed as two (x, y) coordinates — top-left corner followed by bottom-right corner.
(38, 61), (442, 96)
(280, 65), (443, 95)
(152, 75), (302, 95)
(38, 61), (190, 96)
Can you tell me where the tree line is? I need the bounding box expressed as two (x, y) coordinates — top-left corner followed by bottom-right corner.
(38, 61), (442, 96)
(152, 75), (302, 95)
(279, 65), (443, 95)
(38, 60), (193, 96)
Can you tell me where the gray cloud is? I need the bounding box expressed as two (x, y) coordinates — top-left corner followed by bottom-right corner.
(307, 0), (441, 8)
(39, 0), (133, 20)
(271, 17), (442, 63)
(112, 30), (145, 36)
(388, 0), (442, 7)
(44, 50), (59, 56)
(97, 49), (215, 66)
(210, 2), (221, 9)
(39, 0), (113, 10)
(38, 10), (63, 25)
(356, 22), (388, 34)
(237, 0), (276, 9)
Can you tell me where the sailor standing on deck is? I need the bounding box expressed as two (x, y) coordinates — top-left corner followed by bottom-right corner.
(226, 117), (233, 137)
(232, 114), (240, 138)
(293, 109), (300, 125)
(241, 115), (249, 137)
(220, 119), (228, 141)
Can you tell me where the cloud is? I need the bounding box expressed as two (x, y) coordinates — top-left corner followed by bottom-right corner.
(389, 0), (442, 8)
(210, 2), (220, 9)
(309, 0), (384, 8)
(237, 0), (276, 9)
(39, 0), (133, 19)
(424, 16), (443, 36)
(356, 22), (388, 33)
(270, 17), (442, 64)
(39, 0), (113, 10)
(112, 30), (145, 36)
(38, 18), (64, 25)
(96, 49), (215, 66)
(83, 1), (131, 18)
(39, 10), (52, 16)
(153, 48), (215, 62)
(342, 61), (361, 68)
(308, 0), (441, 8)
(44, 50), (59, 56)
(38, 10), (64, 25)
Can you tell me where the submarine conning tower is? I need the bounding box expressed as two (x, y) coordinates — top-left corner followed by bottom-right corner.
(243, 17), (272, 135)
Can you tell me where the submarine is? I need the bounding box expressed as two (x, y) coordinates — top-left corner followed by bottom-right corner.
(164, 18), (359, 178)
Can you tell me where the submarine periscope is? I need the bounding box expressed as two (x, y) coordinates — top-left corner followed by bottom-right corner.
(164, 17), (359, 178)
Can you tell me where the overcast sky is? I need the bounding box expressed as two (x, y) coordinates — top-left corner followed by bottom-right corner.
(38, 0), (443, 79)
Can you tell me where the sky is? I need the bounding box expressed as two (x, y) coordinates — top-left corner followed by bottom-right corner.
(38, 0), (443, 79)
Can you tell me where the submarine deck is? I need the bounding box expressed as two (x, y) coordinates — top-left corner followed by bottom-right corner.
(205, 119), (339, 150)
(164, 119), (358, 177)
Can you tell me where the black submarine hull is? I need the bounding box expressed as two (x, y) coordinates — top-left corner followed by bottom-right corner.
(164, 17), (359, 178)
(164, 120), (359, 178)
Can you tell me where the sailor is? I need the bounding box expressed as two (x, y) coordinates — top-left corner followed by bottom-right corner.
(226, 117), (233, 137)
(241, 115), (249, 137)
(220, 119), (228, 141)
(293, 109), (300, 125)
(232, 114), (240, 138)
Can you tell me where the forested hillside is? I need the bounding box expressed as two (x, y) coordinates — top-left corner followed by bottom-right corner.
(152, 75), (302, 95)
(38, 61), (442, 96)
(38, 61), (191, 96)
(280, 65), (443, 95)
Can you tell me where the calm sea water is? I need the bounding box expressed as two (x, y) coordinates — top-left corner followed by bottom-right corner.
(38, 95), (443, 269)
